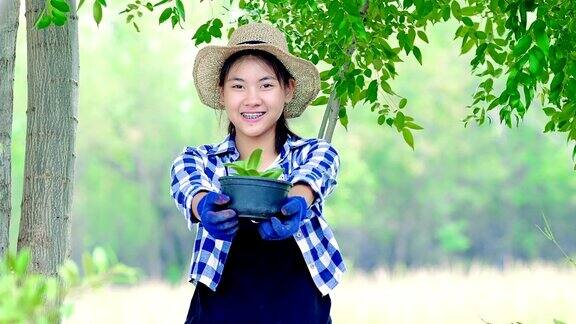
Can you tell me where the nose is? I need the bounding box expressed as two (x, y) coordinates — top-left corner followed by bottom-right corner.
(244, 86), (263, 107)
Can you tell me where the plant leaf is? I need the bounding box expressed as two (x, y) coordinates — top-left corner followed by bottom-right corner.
(528, 49), (540, 75)
(260, 168), (283, 179)
(513, 34), (532, 56)
(93, 0), (103, 26)
(417, 30), (428, 43)
(246, 148), (262, 170)
(51, 8), (67, 26)
(212, 18), (223, 28)
(51, 0), (70, 13)
(402, 128), (414, 149)
(413, 45), (422, 64)
(405, 122), (423, 130)
(35, 12), (52, 29)
(14, 249), (31, 275)
(60, 259), (80, 286)
(224, 163), (246, 175)
(153, 0), (170, 6)
(451, 0), (461, 19)
(399, 98), (408, 108)
(532, 20), (549, 56)
(461, 38), (475, 54)
(553, 319), (566, 324)
(159, 7), (172, 24)
(367, 80), (378, 103)
(311, 96), (328, 106)
(175, 0), (185, 21)
(93, 247), (109, 273)
(461, 16), (473, 26)
(246, 169), (260, 176)
(171, 14), (178, 28)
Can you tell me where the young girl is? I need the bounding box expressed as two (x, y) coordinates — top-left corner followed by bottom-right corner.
(170, 22), (346, 323)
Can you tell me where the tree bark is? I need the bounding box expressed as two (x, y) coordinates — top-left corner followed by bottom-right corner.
(17, 0), (79, 276)
(0, 0), (21, 257)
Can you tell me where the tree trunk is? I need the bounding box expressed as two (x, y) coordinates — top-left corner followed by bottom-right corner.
(17, 0), (79, 276)
(0, 0), (21, 257)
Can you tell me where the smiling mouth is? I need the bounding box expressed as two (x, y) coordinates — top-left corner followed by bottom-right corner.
(241, 112), (266, 120)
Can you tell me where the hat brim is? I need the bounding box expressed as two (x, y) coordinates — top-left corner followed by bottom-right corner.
(193, 43), (320, 119)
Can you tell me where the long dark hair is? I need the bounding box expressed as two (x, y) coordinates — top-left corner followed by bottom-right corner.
(218, 49), (298, 154)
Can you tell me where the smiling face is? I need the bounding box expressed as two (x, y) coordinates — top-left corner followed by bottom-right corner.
(219, 55), (295, 141)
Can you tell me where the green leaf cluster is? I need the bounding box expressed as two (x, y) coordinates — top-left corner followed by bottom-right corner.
(456, 0), (576, 169)
(156, 0), (186, 29)
(33, 0), (576, 167)
(192, 19), (224, 45)
(0, 247), (140, 322)
(214, 0), (575, 167)
(118, 0), (177, 32)
(223, 148), (284, 179)
(223, 0), (430, 146)
(35, 0), (75, 29)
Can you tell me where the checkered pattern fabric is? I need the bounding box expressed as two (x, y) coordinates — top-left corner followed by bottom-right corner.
(170, 134), (346, 296)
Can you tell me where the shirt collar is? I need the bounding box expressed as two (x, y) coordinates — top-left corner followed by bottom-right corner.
(207, 133), (309, 160)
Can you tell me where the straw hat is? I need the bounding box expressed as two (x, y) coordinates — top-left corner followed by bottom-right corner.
(192, 22), (321, 119)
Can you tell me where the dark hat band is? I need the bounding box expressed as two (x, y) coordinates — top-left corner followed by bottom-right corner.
(237, 40), (266, 45)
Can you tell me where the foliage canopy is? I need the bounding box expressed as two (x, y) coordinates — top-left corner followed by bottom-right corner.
(34, 0), (576, 167)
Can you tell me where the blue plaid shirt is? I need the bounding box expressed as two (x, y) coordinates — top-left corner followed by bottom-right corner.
(170, 133), (346, 296)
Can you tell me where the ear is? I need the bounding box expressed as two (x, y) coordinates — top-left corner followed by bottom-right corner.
(285, 79), (296, 103)
(218, 86), (224, 105)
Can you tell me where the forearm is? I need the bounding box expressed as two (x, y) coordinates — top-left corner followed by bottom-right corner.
(191, 191), (209, 221)
(289, 183), (315, 208)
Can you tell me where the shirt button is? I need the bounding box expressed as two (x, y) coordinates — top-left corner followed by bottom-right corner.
(310, 264), (315, 269)
(295, 232), (302, 238)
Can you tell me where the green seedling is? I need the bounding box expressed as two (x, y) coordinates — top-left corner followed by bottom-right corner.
(224, 148), (284, 179)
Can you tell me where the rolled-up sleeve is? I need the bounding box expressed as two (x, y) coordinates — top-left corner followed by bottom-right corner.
(170, 147), (215, 230)
(287, 139), (340, 208)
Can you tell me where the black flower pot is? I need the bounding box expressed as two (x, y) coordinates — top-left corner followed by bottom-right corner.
(219, 176), (292, 220)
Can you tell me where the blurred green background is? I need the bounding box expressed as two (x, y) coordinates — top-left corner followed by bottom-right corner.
(9, 3), (576, 286)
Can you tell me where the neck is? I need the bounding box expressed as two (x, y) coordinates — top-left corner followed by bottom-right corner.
(235, 130), (278, 163)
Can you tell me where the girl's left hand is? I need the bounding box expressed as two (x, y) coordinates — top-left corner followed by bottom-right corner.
(258, 196), (307, 240)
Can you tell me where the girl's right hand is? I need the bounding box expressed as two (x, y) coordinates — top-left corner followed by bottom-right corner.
(258, 196), (307, 240)
(197, 192), (239, 241)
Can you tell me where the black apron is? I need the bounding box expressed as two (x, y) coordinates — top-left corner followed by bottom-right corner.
(185, 219), (332, 324)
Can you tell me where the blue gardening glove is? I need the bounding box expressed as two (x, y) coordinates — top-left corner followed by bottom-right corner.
(258, 196), (307, 240)
(197, 192), (238, 241)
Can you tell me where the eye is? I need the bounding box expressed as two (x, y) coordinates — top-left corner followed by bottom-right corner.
(231, 84), (243, 89)
(262, 83), (274, 88)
